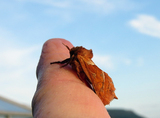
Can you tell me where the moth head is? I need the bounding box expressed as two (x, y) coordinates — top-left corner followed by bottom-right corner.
(70, 46), (81, 57)
(63, 43), (93, 59)
(78, 47), (93, 59)
(62, 43), (79, 58)
(71, 46), (93, 59)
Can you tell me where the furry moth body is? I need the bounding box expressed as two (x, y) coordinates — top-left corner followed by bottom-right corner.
(50, 44), (118, 105)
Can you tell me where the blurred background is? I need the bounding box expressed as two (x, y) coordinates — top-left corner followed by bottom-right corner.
(0, 0), (160, 118)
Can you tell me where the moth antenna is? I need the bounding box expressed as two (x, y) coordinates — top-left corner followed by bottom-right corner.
(62, 43), (70, 51)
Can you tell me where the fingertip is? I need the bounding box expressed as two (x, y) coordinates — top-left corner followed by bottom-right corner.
(36, 38), (73, 78)
(42, 38), (73, 54)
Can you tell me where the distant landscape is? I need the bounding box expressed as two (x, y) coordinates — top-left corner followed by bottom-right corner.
(107, 109), (144, 118)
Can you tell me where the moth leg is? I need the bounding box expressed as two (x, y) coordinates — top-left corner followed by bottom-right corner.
(61, 55), (75, 67)
(50, 58), (70, 65)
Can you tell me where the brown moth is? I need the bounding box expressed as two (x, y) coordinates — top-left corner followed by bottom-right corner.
(50, 44), (118, 105)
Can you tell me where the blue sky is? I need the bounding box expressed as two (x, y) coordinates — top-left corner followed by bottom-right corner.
(0, 0), (160, 117)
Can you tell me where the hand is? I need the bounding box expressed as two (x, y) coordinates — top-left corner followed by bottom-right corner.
(32, 38), (110, 118)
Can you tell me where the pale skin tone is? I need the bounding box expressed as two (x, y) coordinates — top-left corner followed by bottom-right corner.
(32, 38), (111, 118)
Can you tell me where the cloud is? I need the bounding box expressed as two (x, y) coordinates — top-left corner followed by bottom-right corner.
(0, 28), (40, 104)
(0, 46), (39, 67)
(0, 1), (30, 22)
(17, 0), (135, 14)
(92, 53), (145, 72)
(0, 44), (40, 104)
(122, 57), (132, 66)
(136, 57), (144, 67)
(0, 0), (136, 25)
(20, 0), (71, 8)
(80, 0), (136, 14)
(93, 54), (114, 70)
(129, 14), (160, 38)
(76, 0), (114, 14)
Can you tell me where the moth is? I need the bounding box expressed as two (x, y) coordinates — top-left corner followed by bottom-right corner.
(50, 44), (118, 105)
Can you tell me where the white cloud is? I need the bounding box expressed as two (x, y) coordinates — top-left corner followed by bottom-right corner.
(129, 14), (160, 38)
(92, 54), (144, 71)
(92, 54), (114, 70)
(80, 0), (135, 14)
(17, 0), (135, 14)
(0, 1), (30, 22)
(136, 57), (144, 67)
(0, 0), (136, 25)
(78, 0), (114, 14)
(122, 58), (132, 66)
(21, 0), (71, 8)
(0, 28), (40, 105)
(0, 45), (40, 105)
(0, 47), (38, 67)
(15, 0), (71, 9)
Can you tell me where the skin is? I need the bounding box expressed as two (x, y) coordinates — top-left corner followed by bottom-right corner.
(32, 38), (111, 118)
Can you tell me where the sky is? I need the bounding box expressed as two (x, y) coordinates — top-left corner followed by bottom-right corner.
(0, 0), (160, 117)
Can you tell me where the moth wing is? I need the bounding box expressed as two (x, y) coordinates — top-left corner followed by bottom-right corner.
(77, 55), (118, 105)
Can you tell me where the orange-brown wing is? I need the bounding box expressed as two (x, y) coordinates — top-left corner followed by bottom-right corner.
(77, 55), (118, 105)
